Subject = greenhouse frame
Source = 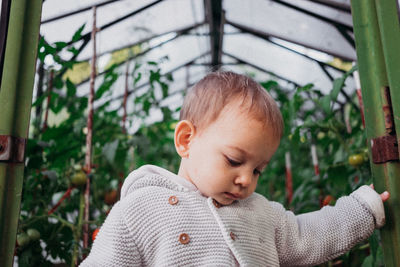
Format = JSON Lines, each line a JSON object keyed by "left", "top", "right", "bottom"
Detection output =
{"left": 0, "top": 0, "right": 399, "bottom": 266}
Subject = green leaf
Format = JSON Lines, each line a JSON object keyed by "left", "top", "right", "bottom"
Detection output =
{"left": 330, "top": 77, "right": 345, "bottom": 103}
{"left": 32, "top": 94, "right": 47, "bottom": 107}
{"left": 361, "top": 255, "right": 373, "bottom": 267}
{"left": 54, "top": 42, "right": 68, "bottom": 51}
{"left": 298, "top": 83, "right": 313, "bottom": 92}
{"left": 66, "top": 79, "right": 76, "bottom": 97}
{"left": 72, "top": 23, "right": 86, "bottom": 42}
{"left": 149, "top": 69, "right": 161, "bottom": 83}
{"left": 261, "top": 80, "right": 278, "bottom": 91}
{"left": 320, "top": 95, "right": 331, "bottom": 114}
{"left": 96, "top": 68, "right": 118, "bottom": 99}
{"left": 165, "top": 73, "right": 173, "bottom": 81}
{"left": 53, "top": 76, "right": 64, "bottom": 89}
{"left": 134, "top": 72, "right": 142, "bottom": 85}
{"left": 160, "top": 82, "right": 169, "bottom": 98}
{"left": 67, "top": 46, "right": 80, "bottom": 56}
{"left": 143, "top": 99, "right": 151, "bottom": 114}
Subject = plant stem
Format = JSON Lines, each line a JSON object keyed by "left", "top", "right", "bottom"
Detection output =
{"left": 71, "top": 190, "right": 85, "bottom": 267}
{"left": 49, "top": 214, "right": 75, "bottom": 230}
{"left": 82, "top": 6, "right": 97, "bottom": 252}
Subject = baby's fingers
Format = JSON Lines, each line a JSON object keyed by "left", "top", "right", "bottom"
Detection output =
{"left": 369, "top": 184, "right": 390, "bottom": 202}
{"left": 381, "top": 191, "right": 390, "bottom": 202}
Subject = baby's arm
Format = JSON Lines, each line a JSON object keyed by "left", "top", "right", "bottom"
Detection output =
{"left": 271, "top": 185, "right": 385, "bottom": 267}
{"left": 79, "top": 201, "right": 141, "bottom": 267}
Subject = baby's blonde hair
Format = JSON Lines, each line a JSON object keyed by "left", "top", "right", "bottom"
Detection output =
{"left": 179, "top": 71, "right": 284, "bottom": 138}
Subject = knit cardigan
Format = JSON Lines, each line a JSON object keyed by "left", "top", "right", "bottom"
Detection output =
{"left": 80, "top": 165, "right": 385, "bottom": 267}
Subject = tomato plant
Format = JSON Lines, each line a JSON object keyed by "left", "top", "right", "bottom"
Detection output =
{"left": 17, "top": 24, "right": 178, "bottom": 266}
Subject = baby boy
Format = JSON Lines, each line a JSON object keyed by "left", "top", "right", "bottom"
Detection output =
{"left": 81, "top": 71, "right": 389, "bottom": 266}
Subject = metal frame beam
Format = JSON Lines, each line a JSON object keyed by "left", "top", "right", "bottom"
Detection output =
{"left": 306, "top": 0, "right": 351, "bottom": 13}
{"left": 227, "top": 20, "right": 347, "bottom": 72}
{"left": 205, "top": 0, "right": 224, "bottom": 70}
{"left": 41, "top": 0, "right": 123, "bottom": 24}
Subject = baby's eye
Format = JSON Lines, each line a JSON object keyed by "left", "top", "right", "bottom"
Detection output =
{"left": 226, "top": 157, "right": 241, "bottom": 167}
{"left": 253, "top": 169, "right": 261, "bottom": 176}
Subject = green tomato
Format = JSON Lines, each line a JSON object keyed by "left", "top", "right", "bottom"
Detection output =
{"left": 348, "top": 154, "right": 364, "bottom": 167}
{"left": 363, "top": 148, "right": 369, "bottom": 161}
{"left": 27, "top": 228, "right": 40, "bottom": 241}
{"left": 71, "top": 171, "right": 87, "bottom": 186}
{"left": 317, "top": 132, "right": 325, "bottom": 140}
{"left": 17, "top": 233, "right": 30, "bottom": 247}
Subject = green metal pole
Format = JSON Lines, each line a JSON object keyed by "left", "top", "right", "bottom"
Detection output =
{"left": 350, "top": 0, "right": 400, "bottom": 266}
{"left": 0, "top": 0, "right": 43, "bottom": 266}
{"left": 374, "top": 1, "right": 400, "bottom": 263}
{"left": 374, "top": 0, "right": 400, "bottom": 151}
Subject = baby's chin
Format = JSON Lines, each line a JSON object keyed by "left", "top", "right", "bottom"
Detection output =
{"left": 215, "top": 195, "right": 236, "bottom": 206}
{"left": 197, "top": 190, "right": 236, "bottom": 206}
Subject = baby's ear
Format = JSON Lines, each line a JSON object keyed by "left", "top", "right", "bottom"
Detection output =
{"left": 174, "top": 120, "right": 195, "bottom": 158}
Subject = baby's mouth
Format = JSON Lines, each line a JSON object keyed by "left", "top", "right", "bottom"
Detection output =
{"left": 224, "top": 192, "right": 241, "bottom": 199}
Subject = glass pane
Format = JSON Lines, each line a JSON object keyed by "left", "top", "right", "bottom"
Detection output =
{"left": 224, "top": 0, "right": 356, "bottom": 61}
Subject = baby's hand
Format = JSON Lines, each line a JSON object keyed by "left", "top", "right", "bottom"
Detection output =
{"left": 370, "top": 184, "right": 390, "bottom": 202}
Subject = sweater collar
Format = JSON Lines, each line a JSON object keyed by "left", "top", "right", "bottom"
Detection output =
{"left": 145, "top": 165, "right": 198, "bottom": 192}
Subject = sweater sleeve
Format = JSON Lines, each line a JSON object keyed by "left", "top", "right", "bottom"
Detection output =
{"left": 271, "top": 185, "right": 385, "bottom": 267}
{"left": 79, "top": 201, "right": 141, "bottom": 267}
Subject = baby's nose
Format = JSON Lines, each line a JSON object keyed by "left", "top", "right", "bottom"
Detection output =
{"left": 235, "top": 173, "right": 252, "bottom": 187}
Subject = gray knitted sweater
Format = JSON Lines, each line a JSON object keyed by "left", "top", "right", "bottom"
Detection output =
{"left": 80, "top": 165, "right": 385, "bottom": 267}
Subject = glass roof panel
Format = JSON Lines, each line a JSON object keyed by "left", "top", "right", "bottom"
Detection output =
{"left": 283, "top": 0, "right": 353, "bottom": 27}
{"left": 224, "top": 0, "right": 356, "bottom": 61}
{"left": 36, "top": 0, "right": 361, "bottom": 112}
{"left": 224, "top": 32, "right": 336, "bottom": 92}
{"left": 41, "top": 0, "right": 205, "bottom": 61}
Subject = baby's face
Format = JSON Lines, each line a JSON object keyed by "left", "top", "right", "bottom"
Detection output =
{"left": 180, "top": 101, "right": 280, "bottom": 205}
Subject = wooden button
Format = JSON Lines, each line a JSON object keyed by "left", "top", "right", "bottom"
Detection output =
{"left": 179, "top": 233, "right": 190, "bottom": 244}
{"left": 230, "top": 232, "right": 236, "bottom": 241}
{"left": 168, "top": 196, "right": 178, "bottom": 205}
{"left": 212, "top": 199, "right": 221, "bottom": 208}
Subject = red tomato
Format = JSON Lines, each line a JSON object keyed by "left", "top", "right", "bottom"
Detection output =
{"left": 92, "top": 228, "right": 100, "bottom": 242}
{"left": 104, "top": 190, "right": 118, "bottom": 205}
{"left": 322, "top": 195, "right": 335, "bottom": 206}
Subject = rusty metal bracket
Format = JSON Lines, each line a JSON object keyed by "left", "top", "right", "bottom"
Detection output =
{"left": 382, "top": 86, "right": 395, "bottom": 134}
{"left": 371, "top": 135, "right": 399, "bottom": 164}
{"left": 0, "top": 135, "right": 26, "bottom": 163}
